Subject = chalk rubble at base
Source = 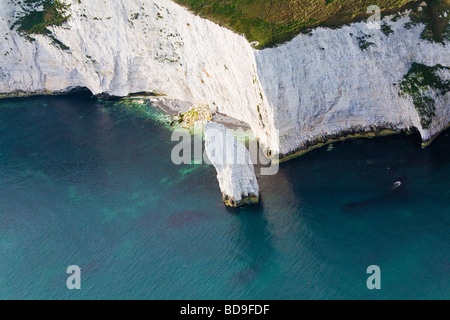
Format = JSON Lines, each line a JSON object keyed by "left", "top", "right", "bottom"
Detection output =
{"left": 204, "top": 122, "right": 259, "bottom": 207}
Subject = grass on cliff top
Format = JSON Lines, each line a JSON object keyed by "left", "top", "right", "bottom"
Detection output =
{"left": 416, "top": 0, "right": 450, "bottom": 43}
{"left": 173, "top": 0, "right": 448, "bottom": 48}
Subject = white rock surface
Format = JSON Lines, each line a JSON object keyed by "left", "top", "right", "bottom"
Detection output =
{"left": 0, "top": 0, "right": 272, "bottom": 146}
{"left": 0, "top": 1, "right": 449, "bottom": 158}
{"left": 255, "top": 13, "right": 450, "bottom": 155}
{"left": 204, "top": 122, "right": 259, "bottom": 207}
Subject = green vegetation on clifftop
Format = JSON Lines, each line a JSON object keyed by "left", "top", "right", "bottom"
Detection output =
{"left": 172, "top": 0, "right": 418, "bottom": 48}
{"left": 415, "top": 0, "right": 450, "bottom": 43}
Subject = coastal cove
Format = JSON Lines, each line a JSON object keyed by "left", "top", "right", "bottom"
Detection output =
{"left": 0, "top": 0, "right": 448, "bottom": 300}
{"left": 1, "top": 0, "right": 449, "bottom": 160}
{"left": 0, "top": 93, "right": 448, "bottom": 299}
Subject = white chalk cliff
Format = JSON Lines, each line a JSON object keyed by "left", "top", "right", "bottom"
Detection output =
{"left": 204, "top": 122, "right": 259, "bottom": 206}
{"left": 0, "top": 0, "right": 449, "bottom": 157}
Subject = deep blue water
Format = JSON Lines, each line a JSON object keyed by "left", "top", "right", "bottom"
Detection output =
{"left": 0, "top": 93, "right": 448, "bottom": 300}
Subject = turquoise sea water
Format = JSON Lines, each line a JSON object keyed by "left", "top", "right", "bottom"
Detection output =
{"left": 0, "top": 93, "right": 448, "bottom": 300}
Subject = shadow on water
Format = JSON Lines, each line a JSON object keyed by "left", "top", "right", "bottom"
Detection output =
{"left": 340, "top": 176, "right": 411, "bottom": 214}
{"left": 338, "top": 129, "right": 450, "bottom": 215}
{"left": 224, "top": 200, "right": 275, "bottom": 286}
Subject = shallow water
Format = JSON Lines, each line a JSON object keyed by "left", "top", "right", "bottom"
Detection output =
{"left": 0, "top": 93, "right": 448, "bottom": 299}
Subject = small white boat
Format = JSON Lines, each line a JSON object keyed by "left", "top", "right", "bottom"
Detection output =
{"left": 393, "top": 181, "right": 402, "bottom": 190}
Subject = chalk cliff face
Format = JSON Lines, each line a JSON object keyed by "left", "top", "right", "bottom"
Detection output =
{"left": 204, "top": 122, "right": 260, "bottom": 207}
{"left": 255, "top": 13, "right": 450, "bottom": 156}
{"left": 0, "top": 0, "right": 449, "bottom": 159}
{"left": 0, "top": 0, "right": 274, "bottom": 148}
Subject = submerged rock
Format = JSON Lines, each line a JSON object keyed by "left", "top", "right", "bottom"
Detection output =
{"left": 204, "top": 122, "right": 259, "bottom": 207}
